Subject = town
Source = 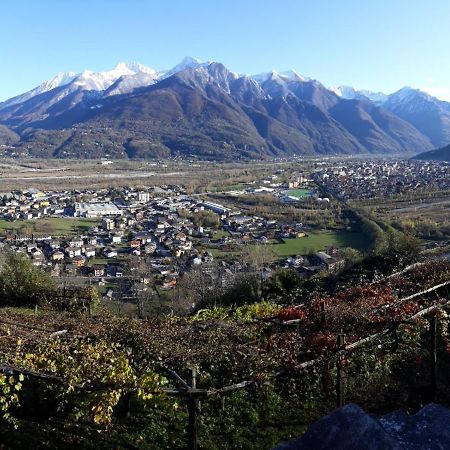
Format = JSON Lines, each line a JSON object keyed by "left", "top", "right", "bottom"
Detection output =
{"left": 0, "top": 170, "right": 350, "bottom": 310}
{"left": 1, "top": 157, "right": 449, "bottom": 314}
{"left": 316, "top": 159, "right": 450, "bottom": 200}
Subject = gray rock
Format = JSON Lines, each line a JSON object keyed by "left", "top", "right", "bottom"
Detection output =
{"left": 380, "top": 403, "right": 450, "bottom": 450}
{"left": 273, "top": 403, "right": 450, "bottom": 450}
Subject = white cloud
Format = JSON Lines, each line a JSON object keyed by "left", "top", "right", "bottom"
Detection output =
{"left": 426, "top": 76, "right": 435, "bottom": 83}
{"left": 421, "top": 86, "right": 450, "bottom": 102}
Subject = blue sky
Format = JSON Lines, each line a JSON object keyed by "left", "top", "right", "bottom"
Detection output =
{"left": 1, "top": 0, "right": 450, "bottom": 101}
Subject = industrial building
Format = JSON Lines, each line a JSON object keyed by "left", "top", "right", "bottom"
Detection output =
{"left": 73, "top": 202, "right": 122, "bottom": 218}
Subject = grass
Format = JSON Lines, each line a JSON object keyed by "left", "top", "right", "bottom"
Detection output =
{"left": 101, "top": 299, "right": 138, "bottom": 318}
{"left": 272, "top": 230, "right": 367, "bottom": 257}
{"left": 87, "top": 258, "right": 108, "bottom": 267}
{"left": 206, "top": 230, "right": 367, "bottom": 260}
{"left": 206, "top": 247, "right": 240, "bottom": 258}
{"left": 0, "top": 217, "right": 100, "bottom": 236}
{"left": 212, "top": 230, "right": 231, "bottom": 240}
{"left": 0, "top": 306, "right": 37, "bottom": 315}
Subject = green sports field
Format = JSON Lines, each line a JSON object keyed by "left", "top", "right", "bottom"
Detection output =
{"left": 284, "top": 188, "right": 314, "bottom": 199}
{"left": 272, "top": 230, "right": 367, "bottom": 256}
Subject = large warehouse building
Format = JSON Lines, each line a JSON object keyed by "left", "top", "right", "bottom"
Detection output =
{"left": 73, "top": 202, "right": 123, "bottom": 218}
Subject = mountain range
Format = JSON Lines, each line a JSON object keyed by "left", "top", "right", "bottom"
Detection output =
{"left": 0, "top": 57, "right": 448, "bottom": 160}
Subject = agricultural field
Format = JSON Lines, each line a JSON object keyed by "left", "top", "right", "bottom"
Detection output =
{"left": 272, "top": 230, "right": 367, "bottom": 256}
{"left": 0, "top": 217, "right": 99, "bottom": 236}
{"left": 0, "top": 157, "right": 315, "bottom": 191}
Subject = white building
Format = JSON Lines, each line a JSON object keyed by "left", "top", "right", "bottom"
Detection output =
{"left": 74, "top": 202, "right": 122, "bottom": 218}
{"left": 200, "top": 201, "right": 230, "bottom": 216}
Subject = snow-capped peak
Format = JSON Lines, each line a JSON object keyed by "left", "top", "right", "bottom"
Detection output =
{"left": 174, "top": 56, "right": 204, "bottom": 70}
{"left": 159, "top": 56, "right": 210, "bottom": 80}
{"left": 0, "top": 71, "right": 78, "bottom": 108}
{"left": 251, "top": 69, "right": 310, "bottom": 84}
{"left": 114, "top": 61, "right": 156, "bottom": 75}
{"left": 41, "top": 71, "right": 78, "bottom": 90}
{"left": 0, "top": 61, "right": 163, "bottom": 110}
{"left": 331, "top": 85, "right": 359, "bottom": 99}
{"left": 385, "top": 87, "right": 436, "bottom": 106}
{"left": 71, "top": 62, "right": 158, "bottom": 92}
{"left": 332, "top": 85, "right": 388, "bottom": 104}
{"left": 279, "top": 70, "right": 309, "bottom": 81}
{"left": 391, "top": 86, "right": 418, "bottom": 98}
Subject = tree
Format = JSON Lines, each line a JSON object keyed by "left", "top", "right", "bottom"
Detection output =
{"left": 219, "top": 272, "right": 260, "bottom": 306}
{"left": 18, "top": 224, "right": 34, "bottom": 236}
{"left": 388, "top": 231, "right": 420, "bottom": 260}
{"left": 0, "top": 250, "right": 56, "bottom": 307}
{"left": 339, "top": 247, "right": 363, "bottom": 269}
{"left": 34, "top": 221, "right": 55, "bottom": 234}
{"left": 242, "top": 244, "right": 275, "bottom": 301}
{"left": 266, "top": 268, "right": 303, "bottom": 298}
{"left": 176, "top": 265, "right": 224, "bottom": 313}
{"left": 190, "top": 210, "right": 220, "bottom": 228}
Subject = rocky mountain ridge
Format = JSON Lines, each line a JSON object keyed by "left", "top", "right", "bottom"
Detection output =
{"left": 0, "top": 58, "right": 446, "bottom": 160}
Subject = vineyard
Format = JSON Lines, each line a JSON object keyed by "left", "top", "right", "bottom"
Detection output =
{"left": 0, "top": 261, "right": 450, "bottom": 449}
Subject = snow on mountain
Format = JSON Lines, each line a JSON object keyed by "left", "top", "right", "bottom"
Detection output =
{"left": 159, "top": 56, "right": 211, "bottom": 80}
{"left": 0, "top": 62, "right": 159, "bottom": 113}
{"left": 105, "top": 72, "right": 159, "bottom": 97}
{"left": 361, "top": 90, "right": 389, "bottom": 104}
{"left": 70, "top": 62, "right": 157, "bottom": 92}
{"left": 331, "top": 86, "right": 360, "bottom": 99}
{"left": 278, "top": 70, "right": 310, "bottom": 82}
{"left": 37, "top": 71, "right": 78, "bottom": 91}
{"left": 116, "top": 62, "right": 156, "bottom": 75}
{"left": 105, "top": 58, "right": 232, "bottom": 96}
{"left": 386, "top": 87, "right": 424, "bottom": 104}
{"left": 332, "top": 85, "right": 388, "bottom": 104}
{"left": 0, "top": 58, "right": 443, "bottom": 159}
{"left": 171, "top": 56, "right": 204, "bottom": 71}
{"left": 0, "top": 71, "right": 77, "bottom": 109}
{"left": 383, "top": 87, "right": 450, "bottom": 114}
{"left": 251, "top": 70, "right": 310, "bottom": 84}
{"left": 381, "top": 87, "right": 450, "bottom": 147}
{"left": 332, "top": 84, "right": 450, "bottom": 108}
{"left": 1, "top": 59, "right": 315, "bottom": 111}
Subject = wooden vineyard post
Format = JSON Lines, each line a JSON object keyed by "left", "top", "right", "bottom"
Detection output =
{"left": 430, "top": 314, "right": 438, "bottom": 402}
{"left": 116, "top": 391, "right": 132, "bottom": 419}
{"left": 63, "top": 283, "right": 67, "bottom": 310}
{"left": 336, "top": 333, "right": 346, "bottom": 408}
{"left": 187, "top": 368, "right": 198, "bottom": 450}
{"left": 320, "top": 302, "right": 327, "bottom": 328}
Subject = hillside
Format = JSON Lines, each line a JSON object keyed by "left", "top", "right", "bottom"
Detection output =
{"left": 0, "top": 124, "right": 20, "bottom": 146}
{"left": 0, "top": 260, "right": 449, "bottom": 448}
{"left": 335, "top": 86, "right": 450, "bottom": 149}
{"left": 412, "top": 143, "right": 450, "bottom": 161}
